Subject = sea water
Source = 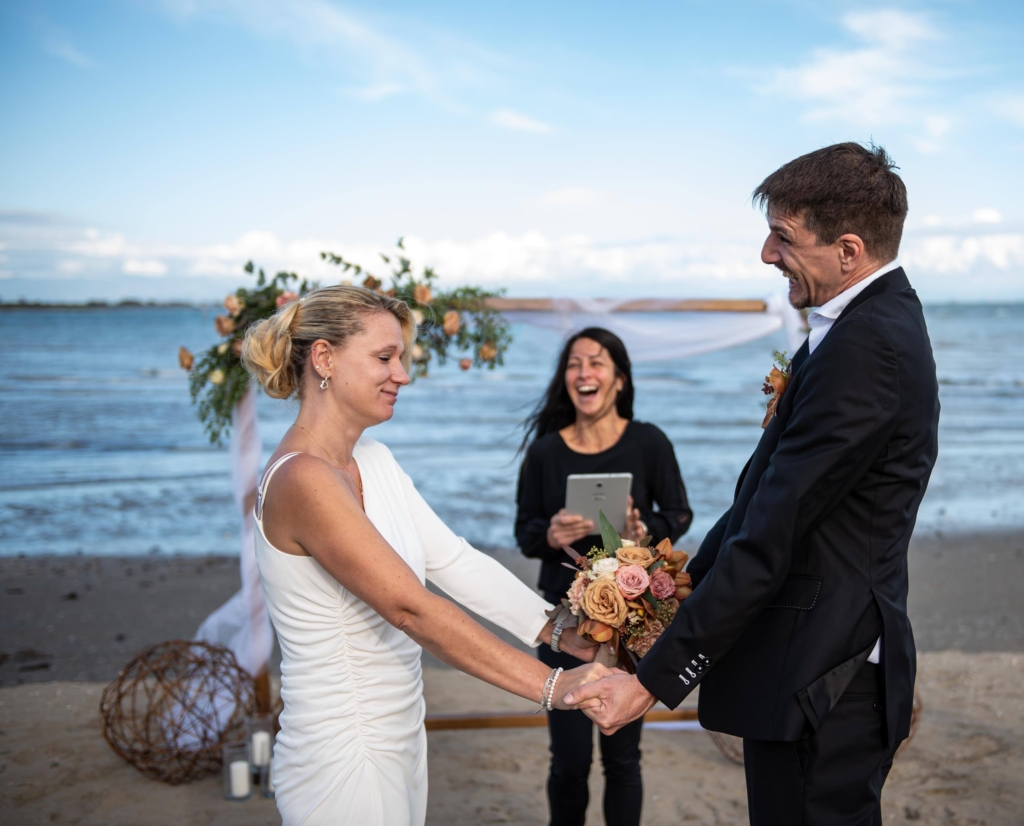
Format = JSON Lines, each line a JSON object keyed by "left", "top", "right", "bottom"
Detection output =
{"left": 1, "top": 304, "right": 1022, "bottom": 557}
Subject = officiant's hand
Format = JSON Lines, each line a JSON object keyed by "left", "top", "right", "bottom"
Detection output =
{"left": 547, "top": 509, "right": 594, "bottom": 549}
{"left": 551, "top": 662, "right": 613, "bottom": 710}
{"left": 564, "top": 672, "right": 657, "bottom": 735}
{"left": 624, "top": 496, "right": 647, "bottom": 543}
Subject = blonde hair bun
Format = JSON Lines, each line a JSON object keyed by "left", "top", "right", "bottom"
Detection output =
{"left": 240, "top": 286, "right": 414, "bottom": 400}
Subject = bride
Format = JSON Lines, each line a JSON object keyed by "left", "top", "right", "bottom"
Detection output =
{"left": 241, "top": 285, "right": 609, "bottom": 826}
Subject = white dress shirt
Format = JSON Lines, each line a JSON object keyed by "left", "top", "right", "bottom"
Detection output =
{"left": 804, "top": 259, "right": 899, "bottom": 665}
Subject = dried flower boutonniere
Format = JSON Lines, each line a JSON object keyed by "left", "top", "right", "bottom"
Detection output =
{"left": 761, "top": 350, "right": 792, "bottom": 428}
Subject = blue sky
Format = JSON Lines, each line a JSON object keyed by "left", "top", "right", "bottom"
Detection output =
{"left": 2, "top": 0, "right": 1023, "bottom": 302}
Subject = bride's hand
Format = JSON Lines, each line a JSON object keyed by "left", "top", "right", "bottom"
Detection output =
{"left": 557, "top": 625, "right": 600, "bottom": 663}
{"left": 550, "top": 662, "right": 613, "bottom": 710}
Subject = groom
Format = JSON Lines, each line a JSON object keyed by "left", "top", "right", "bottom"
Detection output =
{"left": 566, "top": 143, "right": 939, "bottom": 824}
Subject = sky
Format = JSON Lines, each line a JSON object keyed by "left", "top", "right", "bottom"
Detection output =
{"left": 1, "top": 0, "right": 1023, "bottom": 303}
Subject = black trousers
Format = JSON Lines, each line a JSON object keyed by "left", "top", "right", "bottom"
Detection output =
{"left": 538, "top": 644, "right": 643, "bottom": 826}
{"left": 743, "top": 662, "right": 900, "bottom": 826}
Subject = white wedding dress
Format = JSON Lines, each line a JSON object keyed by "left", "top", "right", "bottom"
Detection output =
{"left": 254, "top": 437, "right": 551, "bottom": 826}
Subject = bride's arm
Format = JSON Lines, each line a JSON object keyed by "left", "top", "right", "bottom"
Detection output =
{"left": 263, "top": 455, "right": 605, "bottom": 705}
{"left": 397, "top": 466, "right": 597, "bottom": 660}
{"left": 396, "top": 466, "right": 549, "bottom": 646}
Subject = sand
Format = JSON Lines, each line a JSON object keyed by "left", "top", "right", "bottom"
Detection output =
{"left": 1, "top": 653, "right": 1022, "bottom": 825}
{"left": 1, "top": 531, "right": 1023, "bottom": 824}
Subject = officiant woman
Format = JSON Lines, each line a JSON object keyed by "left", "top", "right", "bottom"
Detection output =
{"left": 515, "top": 327, "right": 692, "bottom": 826}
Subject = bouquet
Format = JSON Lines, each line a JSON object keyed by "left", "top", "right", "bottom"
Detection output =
{"left": 555, "top": 511, "right": 692, "bottom": 672}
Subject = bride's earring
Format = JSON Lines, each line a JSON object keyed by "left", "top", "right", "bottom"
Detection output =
{"left": 320, "top": 373, "right": 330, "bottom": 391}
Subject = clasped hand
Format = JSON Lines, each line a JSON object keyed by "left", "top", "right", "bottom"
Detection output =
{"left": 563, "top": 670, "right": 657, "bottom": 734}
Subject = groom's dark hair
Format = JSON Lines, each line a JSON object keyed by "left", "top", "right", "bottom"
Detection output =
{"left": 753, "top": 142, "right": 908, "bottom": 262}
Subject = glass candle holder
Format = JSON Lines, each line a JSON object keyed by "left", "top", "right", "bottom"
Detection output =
{"left": 247, "top": 713, "right": 275, "bottom": 770}
{"left": 260, "top": 759, "right": 275, "bottom": 798}
{"left": 222, "top": 741, "right": 252, "bottom": 801}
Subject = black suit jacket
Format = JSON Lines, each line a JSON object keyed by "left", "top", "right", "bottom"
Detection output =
{"left": 636, "top": 269, "right": 939, "bottom": 747}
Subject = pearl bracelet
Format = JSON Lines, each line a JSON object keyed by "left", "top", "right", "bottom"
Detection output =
{"left": 545, "top": 667, "right": 564, "bottom": 711}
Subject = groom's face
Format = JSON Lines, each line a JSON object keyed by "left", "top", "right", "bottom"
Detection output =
{"left": 761, "top": 211, "right": 842, "bottom": 310}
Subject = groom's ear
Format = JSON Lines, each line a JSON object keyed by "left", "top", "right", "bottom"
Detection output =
{"left": 836, "top": 233, "right": 867, "bottom": 271}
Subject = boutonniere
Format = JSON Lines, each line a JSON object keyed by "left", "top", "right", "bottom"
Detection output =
{"left": 761, "top": 350, "right": 792, "bottom": 429}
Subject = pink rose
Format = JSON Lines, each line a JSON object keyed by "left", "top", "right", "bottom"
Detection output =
{"left": 276, "top": 291, "right": 299, "bottom": 308}
{"left": 615, "top": 564, "right": 650, "bottom": 600}
{"left": 650, "top": 569, "right": 676, "bottom": 600}
{"left": 567, "top": 576, "right": 588, "bottom": 616}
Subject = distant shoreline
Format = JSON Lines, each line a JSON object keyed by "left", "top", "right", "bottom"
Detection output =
{"left": 2, "top": 299, "right": 1023, "bottom": 311}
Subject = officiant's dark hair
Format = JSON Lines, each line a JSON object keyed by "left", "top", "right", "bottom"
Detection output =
{"left": 753, "top": 142, "right": 908, "bottom": 261}
{"left": 519, "top": 327, "right": 634, "bottom": 454}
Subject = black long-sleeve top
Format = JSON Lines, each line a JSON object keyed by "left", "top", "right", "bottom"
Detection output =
{"left": 515, "top": 420, "right": 693, "bottom": 598}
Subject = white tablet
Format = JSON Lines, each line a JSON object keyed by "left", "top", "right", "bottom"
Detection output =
{"left": 565, "top": 473, "right": 633, "bottom": 535}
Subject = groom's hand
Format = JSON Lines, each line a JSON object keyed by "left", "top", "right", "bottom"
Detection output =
{"left": 564, "top": 672, "right": 657, "bottom": 735}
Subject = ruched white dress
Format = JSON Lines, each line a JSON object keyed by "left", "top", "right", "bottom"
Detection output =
{"left": 254, "top": 437, "right": 551, "bottom": 826}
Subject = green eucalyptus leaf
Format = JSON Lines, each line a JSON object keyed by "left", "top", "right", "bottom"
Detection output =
{"left": 599, "top": 509, "right": 623, "bottom": 553}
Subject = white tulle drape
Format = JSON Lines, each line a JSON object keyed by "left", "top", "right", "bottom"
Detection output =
{"left": 194, "top": 385, "right": 274, "bottom": 678}
{"left": 503, "top": 294, "right": 806, "bottom": 363}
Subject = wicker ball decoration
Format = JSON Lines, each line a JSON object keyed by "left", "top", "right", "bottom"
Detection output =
{"left": 100, "top": 639, "right": 257, "bottom": 785}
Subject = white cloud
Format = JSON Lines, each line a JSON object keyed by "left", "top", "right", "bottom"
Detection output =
{"left": 489, "top": 109, "right": 553, "bottom": 134}
{"left": 990, "top": 95, "right": 1024, "bottom": 128}
{"left": 348, "top": 82, "right": 404, "bottom": 102}
{"left": 540, "top": 187, "right": 605, "bottom": 208}
{"left": 3, "top": 211, "right": 1022, "bottom": 302}
{"left": 972, "top": 208, "right": 1002, "bottom": 224}
{"left": 43, "top": 37, "right": 94, "bottom": 68}
{"left": 162, "top": 0, "right": 511, "bottom": 106}
{"left": 761, "top": 10, "right": 950, "bottom": 135}
{"left": 123, "top": 259, "right": 169, "bottom": 276}
{"left": 903, "top": 231, "right": 1024, "bottom": 273}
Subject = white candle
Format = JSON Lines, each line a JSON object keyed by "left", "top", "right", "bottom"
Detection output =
{"left": 266, "top": 759, "right": 275, "bottom": 793}
{"left": 229, "top": 760, "right": 251, "bottom": 798}
{"left": 251, "top": 730, "right": 272, "bottom": 766}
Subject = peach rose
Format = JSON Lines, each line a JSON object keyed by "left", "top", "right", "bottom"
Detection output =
{"left": 413, "top": 284, "right": 432, "bottom": 305}
{"left": 214, "top": 315, "right": 235, "bottom": 336}
{"left": 443, "top": 310, "right": 461, "bottom": 336}
{"left": 412, "top": 309, "right": 425, "bottom": 326}
{"left": 615, "top": 564, "right": 650, "bottom": 599}
{"left": 616, "top": 545, "right": 655, "bottom": 568}
{"left": 178, "top": 347, "right": 194, "bottom": 371}
{"left": 223, "top": 294, "right": 244, "bottom": 316}
{"left": 650, "top": 569, "right": 676, "bottom": 600}
{"left": 459, "top": 357, "right": 472, "bottom": 371}
{"left": 232, "top": 339, "right": 243, "bottom": 357}
{"left": 363, "top": 275, "right": 382, "bottom": 291}
{"left": 276, "top": 291, "right": 299, "bottom": 308}
{"left": 580, "top": 578, "right": 628, "bottom": 628}
{"left": 412, "top": 343, "right": 424, "bottom": 361}
{"left": 478, "top": 341, "right": 497, "bottom": 362}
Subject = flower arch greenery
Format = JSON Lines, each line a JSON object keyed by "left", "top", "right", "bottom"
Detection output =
{"left": 180, "top": 240, "right": 512, "bottom": 444}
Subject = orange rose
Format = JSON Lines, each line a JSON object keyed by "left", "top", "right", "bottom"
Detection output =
{"left": 442, "top": 310, "right": 461, "bottom": 336}
{"left": 478, "top": 341, "right": 497, "bottom": 362}
{"left": 762, "top": 366, "right": 790, "bottom": 428}
{"left": 413, "top": 284, "right": 432, "bottom": 305}
{"left": 214, "top": 315, "right": 235, "bottom": 336}
{"left": 178, "top": 347, "right": 194, "bottom": 371}
{"left": 653, "top": 538, "right": 674, "bottom": 562}
{"left": 578, "top": 618, "right": 615, "bottom": 643}
{"left": 580, "top": 579, "right": 628, "bottom": 628}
